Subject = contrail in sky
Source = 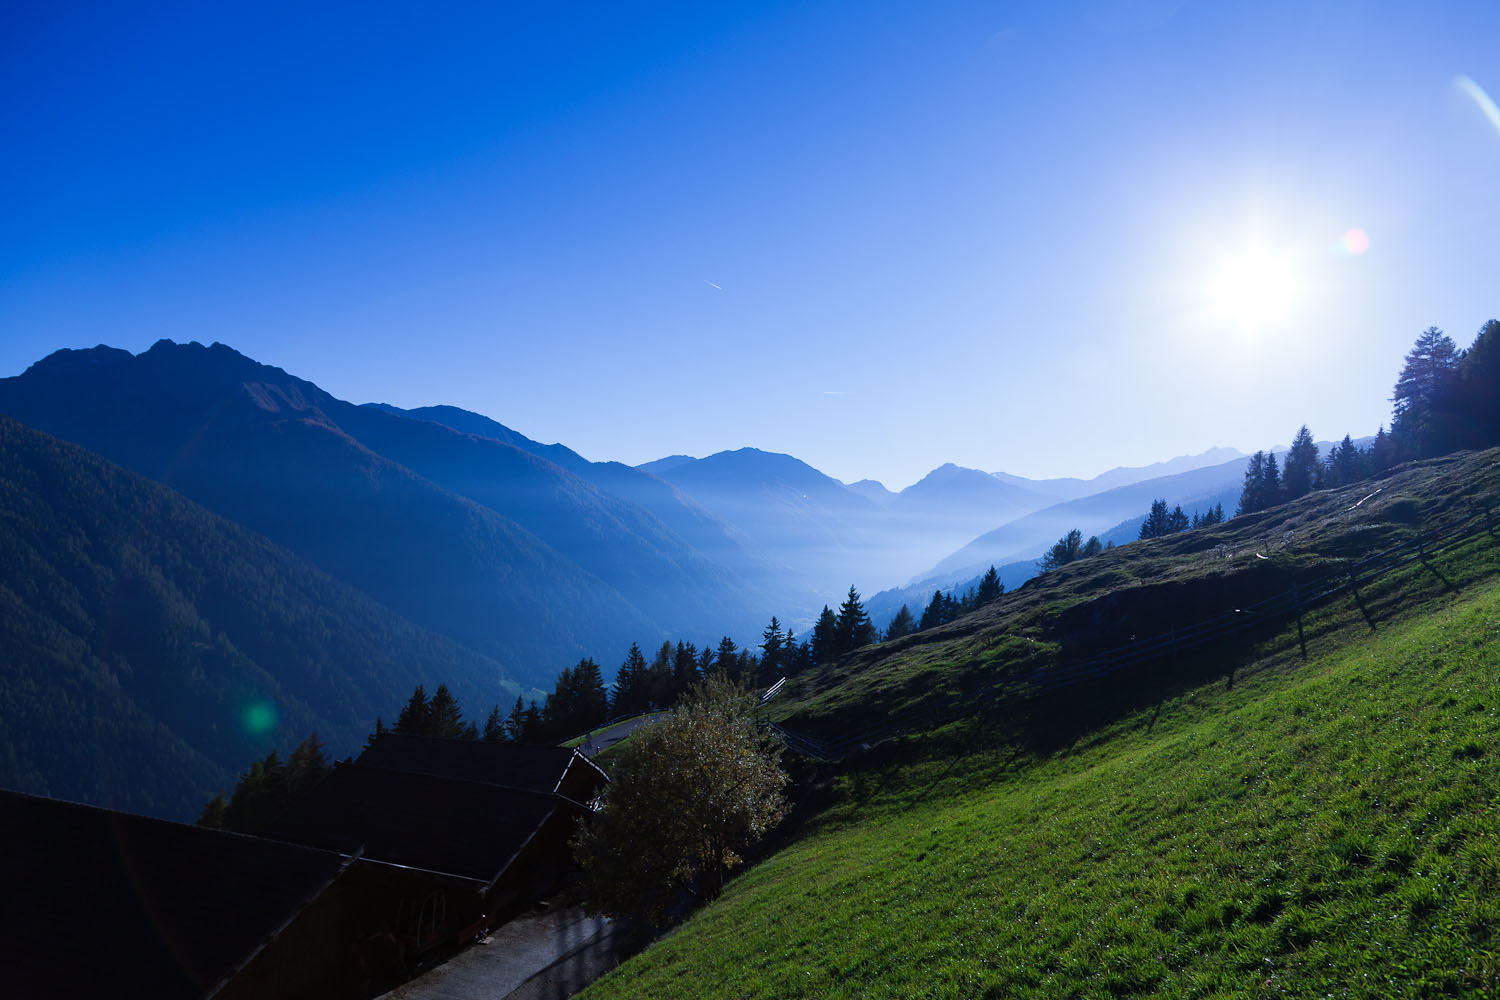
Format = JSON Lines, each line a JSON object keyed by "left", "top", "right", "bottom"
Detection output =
{"left": 1455, "top": 76, "right": 1500, "bottom": 139}
{"left": 704, "top": 280, "right": 723, "bottom": 290}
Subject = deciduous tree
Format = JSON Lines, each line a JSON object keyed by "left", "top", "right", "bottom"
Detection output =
{"left": 572, "top": 675, "right": 788, "bottom": 927}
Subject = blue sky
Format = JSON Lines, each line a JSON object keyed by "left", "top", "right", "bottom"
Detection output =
{"left": 4, "top": 1, "right": 1498, "bottom": 488}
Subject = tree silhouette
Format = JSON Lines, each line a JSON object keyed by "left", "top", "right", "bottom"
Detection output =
{"left": 1392, "top": 327, "right": 1462, "bottom": 458}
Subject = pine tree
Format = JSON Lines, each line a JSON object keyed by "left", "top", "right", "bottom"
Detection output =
{"left": 1282, "top": 425, "right": 1321, "bottom": 499}
{"left": 522, "top": 700, "right": 544, "bottom": 741}
{"left": 1370, "top": 426, "right": 1394, "bottom": 474}
{"left": 1262, "top": 452, "right": 1282, "bottom": 506}
{"left": 713, "top": 637, "right": 738, "bottom": 678}
{"left": 759, "top": 617, "right": 784, "bottom": 676}
{"left": 429, "top": 684, "right": 466, "bottom": 738}
{"left": 1458, "top": 319, "right": 1500, "bottom": 447}
{"left": 1326, "top": 434, "right": 1360, "bottom": 488}
{"left": 885, "top": 604, "right": 916, "bottom": 640}
{"left": 577, "top": 657, "right": 610, "bottom": 729}
{"left": 810, "top": 605, "right": 839, "bottom": 664}
{"left": 1040, "top": 528, "right": 1085, "bottom": 569}
{"left": 647, "top": 641, "right": 675, "bottom": 708}
{"left": 613, "top": 642, "right": 650, "bottom": 717}
{"left": 1167, "top": 504, "right": 1190, "bottom": 533}
{"left": 507, "top": 696, "right": 527, "bottom": 741}
{"left": 286, "top": 733, "right": 330, "bottom": 798}
{"left": 1238, "top": 452, "right": 1267, "bottom": 515}
{"left": 395, "top": 685, "right": 433, "bottom": 736}
{"left": 224, "top": 751, "right": 286, "bottom": 834}
{"left": 976, "top": 566, "right": 1003, "bottom": 605}
{"left": 483, "top": 704, "right": 507, "bottom": 741}
{"left": 1392, "top": 326, "right": 1463, "bottom": 458}
{"left": 788, "top": 638, "right": 812, "bottom": 674}
{"left": 919, "top": 591, "right": 946, "bottom": 631}
{"left": 364, "top": 716, "right": 387, "bottom": 750}
{"left": 1139, "top": 500, "right": 1171, "bottom": 539}
{"left": 834, "top": 586, "right": 875, "bottom": 656}
{"left": 197, "top": 791, "right": 228, "bottom": 829}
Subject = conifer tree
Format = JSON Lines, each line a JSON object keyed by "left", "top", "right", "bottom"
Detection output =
{"left": 521, "top": 700, "right": 544, "bottom": 741}
{"left": 810, "top": 605, "right": 839, "bottom": 664}
{"left": 647, "top": 641, "right": 675, "bottom": 708}
{"left": 1262, "top": 452, "right": 1282, "bottom": 505}
{"left": 1282, "top": 425, "right": 1321, "bottom": 499}
{"left": 759, "top": 617, "right": 784, "bottom": 676}
{"left": 197, "top": 791, "right": 228, "bottom": 830}
{"left": 834, "top": 586, "right": 875, "bottom": 656}
{"left": 1041, "top": 528, "right": 1085, "bottom": 569}
{"left": 976, "top": 566, "right": 1003, "bottom": 605}
{"left": 885, "top": 604, "right": 916, "bottom": 640}
{"left": 788, "top": 638, "right": 812, "bottom": 674}
{"left": 483, "top": 704, "right": 507, "bottom": 741}
{"left": 713, "top": 637, "right": 738, "bottom": 678}
{"left": 1139, "top": 500, "right": 1171, "bottom": 539}
{"left": 224, "top": 751, "right": 286, "bottom": 834}
{"left": 613, "top": 643, "right": 650, "bottom": 716}
{"left": 577, "top": 657, "right": 610, "bottom": 728}
{"left": 1392, "top": 326, "right": 1463, "bottom": 458}
{"left": 429, "top": 684, "right": 466, "bottom": 738}
{"left": 1324, "top": 435, "right": 1355, "bottom": 487}
{"left": 919, "top": 591, "right": 946, "bottom": 631}
{"left": 1458, "top": 319, "right": 1500, "bottom": 446}
{"left": 670, "top": 642, "right": 698, "bottom": 698}
{"left": 395, "top": 685, "right": 432, "bottom": 736}
{"left": 1167, "top": 504, "right": 1190, "bottom": 533}
{"left": 507, "top": 696, "right": 527, "bottom": 741}
{"left": 1238, "top": 452, "right": 1267, "bottom": 515}
{"left": 286, "top": 733, "right": 330, "bottom": 797}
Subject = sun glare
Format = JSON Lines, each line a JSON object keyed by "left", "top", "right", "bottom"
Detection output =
{"left": 1200, "top": 243, "right": 1304, "bottom": 333}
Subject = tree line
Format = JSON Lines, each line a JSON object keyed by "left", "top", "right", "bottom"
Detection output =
{"left": 1238, "top": 321, "right": 1500, "bottom": 516}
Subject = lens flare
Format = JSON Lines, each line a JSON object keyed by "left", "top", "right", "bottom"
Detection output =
{"left": 1340, "top": 228, "right": 1370, "bottom": 255}
{"left": 1455, "top": 76, "right": 1500, "bottom": 140}
{"left": 242, "top": 700, "right": 279, "bottom": 736}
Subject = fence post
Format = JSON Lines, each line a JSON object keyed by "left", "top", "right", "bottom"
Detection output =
{"left": 1293, "top": 582, "right": 1307, "bottom": 659}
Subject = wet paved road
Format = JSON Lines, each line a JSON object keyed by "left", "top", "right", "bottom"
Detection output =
{"left": 377, "top": 907, "right": 618, "bottom": 1000}
{"left": 575, "top": 712, "right": 666, "bottom": 756}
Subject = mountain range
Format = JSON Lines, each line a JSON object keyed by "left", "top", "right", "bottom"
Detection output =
{"left": 0, "top": 338, "right": 1269, "bottom": 818}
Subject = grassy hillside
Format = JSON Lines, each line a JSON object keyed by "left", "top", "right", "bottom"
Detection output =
{"left": 777, "top": 448, "right": 1500, "bottom": 742}
{"left": 580, "top": 451, "right": 1500, "bottom": 998}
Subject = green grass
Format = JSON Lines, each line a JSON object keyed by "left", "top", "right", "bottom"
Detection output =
{"left": 580, "top": 516, "right": 1500, "bottom": 997}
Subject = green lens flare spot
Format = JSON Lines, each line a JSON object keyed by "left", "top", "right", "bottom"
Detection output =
{"left": 243, "top": 701, "right": 278, "bottom": 735}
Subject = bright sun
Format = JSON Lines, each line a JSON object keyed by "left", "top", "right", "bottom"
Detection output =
{"left": 1200, "top": 244, "right": 1304, "bottom": 333}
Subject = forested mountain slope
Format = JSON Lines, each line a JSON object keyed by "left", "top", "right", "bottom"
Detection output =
{"left": 0, "top": 415, "right": 516, "bottom": 821}
{"left": 0, "top": 342, "right": 768, "bottom": 680}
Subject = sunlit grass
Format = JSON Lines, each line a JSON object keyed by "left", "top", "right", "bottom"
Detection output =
{"left": 581, "top": 548, "right": 1500, "bottom": 997}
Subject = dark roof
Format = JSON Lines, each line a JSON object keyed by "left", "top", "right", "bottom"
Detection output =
{"left": 357, "top": 733, "right": 605, "bottom": 796}
{"left": 0, "top": 788, "right": 351, "bottom": 1000}
{"left": 263, "top": 763, "right": 565, "bottom": 885}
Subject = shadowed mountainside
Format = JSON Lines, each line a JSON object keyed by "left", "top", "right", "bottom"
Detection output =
{"left": 0, "top": 414, "right": 517, "bottom": 820}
